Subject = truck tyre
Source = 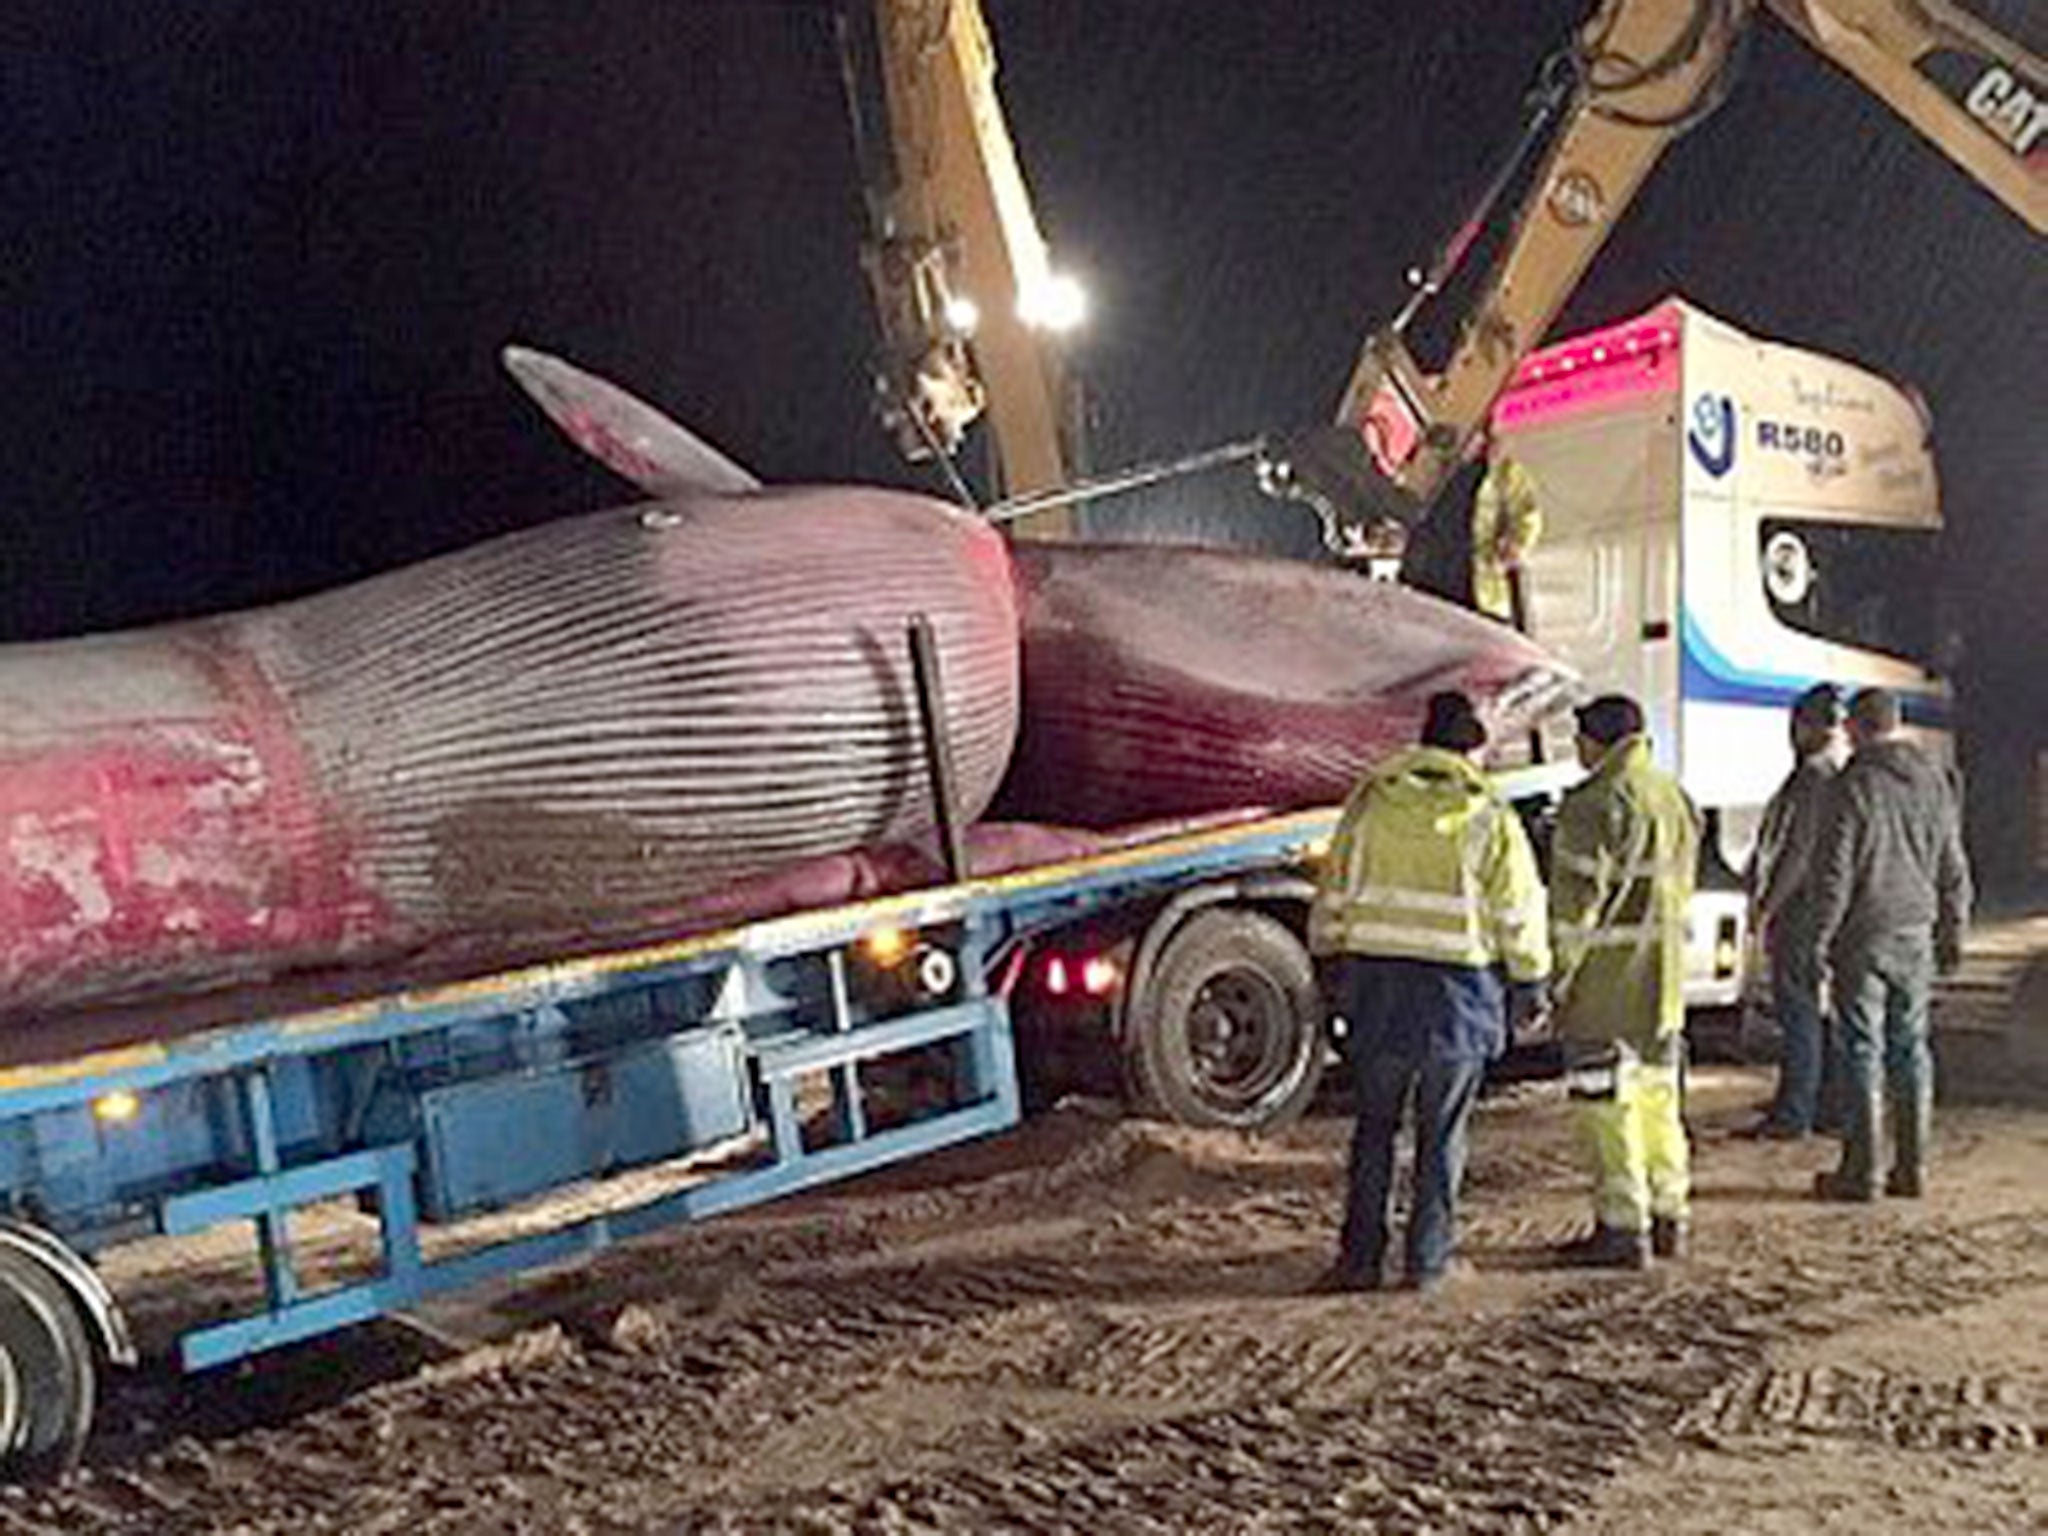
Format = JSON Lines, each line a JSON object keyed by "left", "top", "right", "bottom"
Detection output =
{"left": 1125, "top": 908, "right": 1326, "bottom": 1133}
{"left": 0, "top": 1248, "right": 95, "bottom": 1482}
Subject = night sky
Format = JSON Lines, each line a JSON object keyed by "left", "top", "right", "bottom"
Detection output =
{"left": 2, "top": 1, "right": 2042, "bottom": 892}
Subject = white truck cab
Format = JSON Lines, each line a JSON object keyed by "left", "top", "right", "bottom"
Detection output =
{"left": 1492, "top": 298, "right": 1950, "bottom": 1008}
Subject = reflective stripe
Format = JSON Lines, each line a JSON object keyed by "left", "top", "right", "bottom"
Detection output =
{"left": 1557, "top": 921, "right": 1669, "bottom": 948}
{"left": 1558, "top": 850, "right": 1686, "bottom": 882}
{"left": 1495, "top": 904, "right": 1543, "bottom": 934}
{"left": 1327, "top": 922, "right": 1491, "bottom": 960}
{"left": 1627, "top": 858, "right": 1688, "bottom": 879}
{"left": 1347, "top": 885, "right": 1473, "bottom": 916}
{"left": 1589, "top": 925, "right": 1671, "bottom": 950}
{"left": 1349, "top": 904, "right": 1478, "bottom": 936}
{"left": 1566, "top": 1064, "right": 1618, "bottom": 1098}
{"left": 1586, "top": 923, "right": 1668, "bottom": 947}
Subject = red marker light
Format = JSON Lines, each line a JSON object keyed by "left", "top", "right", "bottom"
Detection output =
{"left": 1082, "top": 956, "right": 1118, "bottom": 996}
{"left": 1045, "top": 956, "right": 1070, "bottom": 996}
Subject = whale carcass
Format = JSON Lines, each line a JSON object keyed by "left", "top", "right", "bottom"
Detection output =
{"left": 0, "top": 348, "right": 1574, "bottom": 1028}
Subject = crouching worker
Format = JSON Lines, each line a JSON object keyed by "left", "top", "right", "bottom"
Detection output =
{"left": 1550, "top": 695, "right": 1701, "bottom": 1268}
{"left": 1310, "top": 691, "right": 1550, "bottom": 1293}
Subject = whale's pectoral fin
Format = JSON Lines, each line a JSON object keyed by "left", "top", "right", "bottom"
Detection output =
{"left": 501, "top": 344, "right": 763, "bottom": 497}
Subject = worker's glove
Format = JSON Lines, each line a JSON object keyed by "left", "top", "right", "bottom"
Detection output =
{"left": 1507, "top": 981, "right": 1551, "bottom": 1043}
{"left": 1935, "top": 929, "right": 1963, "bottom": 977}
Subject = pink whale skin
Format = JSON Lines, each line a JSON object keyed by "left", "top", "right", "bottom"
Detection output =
{"left": 0, "top": 489, "right": 1019, "bottom": 1023}
{"left": 995, "top": 541, "right": 1574, "bottom": 826}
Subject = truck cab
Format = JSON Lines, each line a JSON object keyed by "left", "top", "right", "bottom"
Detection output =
{"left": 1494, "top": 298, "right": 1951, "bottom": 1005}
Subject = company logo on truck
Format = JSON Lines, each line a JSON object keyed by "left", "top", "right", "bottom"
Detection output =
{"left": 1687, "top": 393, "right": 1736, "bottom": 478}
{"left": 1757, "top": 419, "right": 1848, "bottom": 479}
{"left": 1689, "top": 394, "right": 1853, "bottom": 480}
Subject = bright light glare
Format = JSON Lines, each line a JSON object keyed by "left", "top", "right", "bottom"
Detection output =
{"left": 1018, "top": 272, "right": 1088, "bottom": 332}
{"left": 1081, "top": 956, "right": 1119, "bottom": 997}
{"left": 94, "top": 1090, "right": 142, "bottom": 1124}
{"left": 942, "top": 295, "right": 981, "bottom": 335}
{"left": 1044, "top": 956, "right": 1070, "bottom": 996}
{"left": 862, "top": 926, "right": 912, "bottom": 967}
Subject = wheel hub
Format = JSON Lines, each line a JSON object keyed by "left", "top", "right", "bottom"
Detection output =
{"left": 1188, "top": 968, "right": 1292, "bottom": 1107}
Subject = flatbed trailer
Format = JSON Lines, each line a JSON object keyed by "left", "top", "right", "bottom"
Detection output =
{"left": 0, "top": 804, "right": 1346, "bottom": 1478}
{"left": 0, "top": 745, "right": 1760, "bottom": 1478}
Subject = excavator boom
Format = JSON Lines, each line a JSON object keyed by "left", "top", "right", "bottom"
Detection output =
{"left": 839, "top": 0, "right": 1078, "bottom": 521}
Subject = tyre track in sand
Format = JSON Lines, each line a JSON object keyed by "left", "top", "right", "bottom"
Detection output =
{"left": 679, "top": 1208, "right": 2048, "bottom": 1534}
{"left": 11, "top": 1094, "right": 2048, "bottom": 1533}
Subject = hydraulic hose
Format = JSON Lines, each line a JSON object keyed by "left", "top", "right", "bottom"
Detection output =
{"left": 1575, "top": 0, "right": 1749, "bottom": 134}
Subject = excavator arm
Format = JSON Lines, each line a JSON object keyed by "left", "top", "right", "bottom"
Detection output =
{"left": 1262, "top": 0, "right": 2045, "bottom": 550}
{"left": 1767, "top": 0, "right": 2045, "bottom": 227}
{"left": 837, "top": 0, "right": 1081, "bottom": 516}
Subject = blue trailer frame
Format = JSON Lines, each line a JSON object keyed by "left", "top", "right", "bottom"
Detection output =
{"left": 0, "top": 806, "right": 1339, "bottom": 1458}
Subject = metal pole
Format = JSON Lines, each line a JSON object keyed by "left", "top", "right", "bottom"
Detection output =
{"left": 908, "top": 614, "right": 969, "bottom": 884}
{"left": 983, "top": 437, "right": 1265, "bottom": 525}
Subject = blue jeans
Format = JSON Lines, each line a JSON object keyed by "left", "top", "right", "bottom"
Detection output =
{"left": 1341, "top": 1047, "right": 1487, "bottom": 1282}
{"left": 1833, "top": 930, "right": 1935, "bottom": 1184}
{"left": 1330, "top": 959, "right": 1499, "bottom": 1281}
{"left": 1767, "top": 938, "right": 1828, "bottom": 1132}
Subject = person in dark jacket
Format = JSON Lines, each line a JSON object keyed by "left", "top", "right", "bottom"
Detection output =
{"left": 1809, "top": 688, "right": 1972, "bottom": 1202}
{"left": 1748, "top": 683, "right": 1849, "bottom": 1138}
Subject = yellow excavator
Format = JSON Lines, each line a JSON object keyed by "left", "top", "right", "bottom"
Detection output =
{"left": 842, "top": 0, "right": 2041, "bottom": 548}
{"left": 1260, "top": 0, "right": 2046, "bottom": 549}
{"left": 835, "top": 0, "right": 1084, "bottom": 532}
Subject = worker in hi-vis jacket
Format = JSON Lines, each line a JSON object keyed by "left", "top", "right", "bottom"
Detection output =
{"left": 1471, "top": 429, "right": 1543, "bottom": 628}
{"left": 1548, "top": 694, "right": 1701, "bottom": 1270}
{"left": 1309, "top": 690, "right": 1550, "bottom": 1294}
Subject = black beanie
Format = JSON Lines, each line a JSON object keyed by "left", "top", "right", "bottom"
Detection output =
{"left": 1792, "top": 682, "right": 1846, "bottom": 728}
{"left": 1574, "top": 693, "right": 1645, "bottom": 746}
{"left": 1422, "top": 691, "right": 1488, "bottom": 752}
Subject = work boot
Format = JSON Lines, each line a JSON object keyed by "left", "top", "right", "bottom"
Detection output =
{"left": 1743, "top": 1118, "right": 1808, "bottom": 1142}
{"left": 1554, "top": 1224, "right": 1651, "bottom": 1271}
{"left": 1310, "top": 1262, "right": 1384, "bottom": 1295}
{"left": 1891, "top": 1077, "right": 1932, "bottom": 1193}
{"left": 1823, "top": 1084, "right": 1884, "bottom": 1202}
{"left": 1651, "top": 1216, "right": 1689, "bottom": 1260}
{"left": 1884, "top": 1165, "right": 1925, "bottom": 1199}
{"left": 1813, "top": 1167, "right": 1878, "bottom": 1202}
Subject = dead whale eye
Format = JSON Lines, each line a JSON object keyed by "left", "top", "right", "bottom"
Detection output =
{"left": 1763, "top": 530, "right": 1813, "bottom": 605}
{"left": 639, "top": 507, "right": 684, "bottom": 531}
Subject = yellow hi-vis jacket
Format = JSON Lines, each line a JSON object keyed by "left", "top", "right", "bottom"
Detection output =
{"left": 1472, "top": 456, "right": 1542, "bottom": 623}
{"left": 1308, "top": 746, "right": 1551, "bottom": 982}
{"left": 1550, "top": 734, "right": 1701, "bottom": 1049}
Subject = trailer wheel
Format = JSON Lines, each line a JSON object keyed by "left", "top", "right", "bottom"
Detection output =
{"left": 0, "top": 1248, "right": 94, "bottom": 1482}
{"left": 1125, "top": 909, "right": 1325, "bottom": 1133}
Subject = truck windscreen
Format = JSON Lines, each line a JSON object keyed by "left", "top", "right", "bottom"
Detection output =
{"left": 1758, "top": 518, "right": 1941, "bottom": 668}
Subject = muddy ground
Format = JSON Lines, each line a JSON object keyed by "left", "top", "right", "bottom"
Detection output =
{"left": 10, "top": 921, "right": 2047, "bottom": 1534}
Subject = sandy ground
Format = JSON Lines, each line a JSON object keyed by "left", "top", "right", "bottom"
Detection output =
{"left": 5, "top": 921, "right": 2044, "bottom": 1534}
